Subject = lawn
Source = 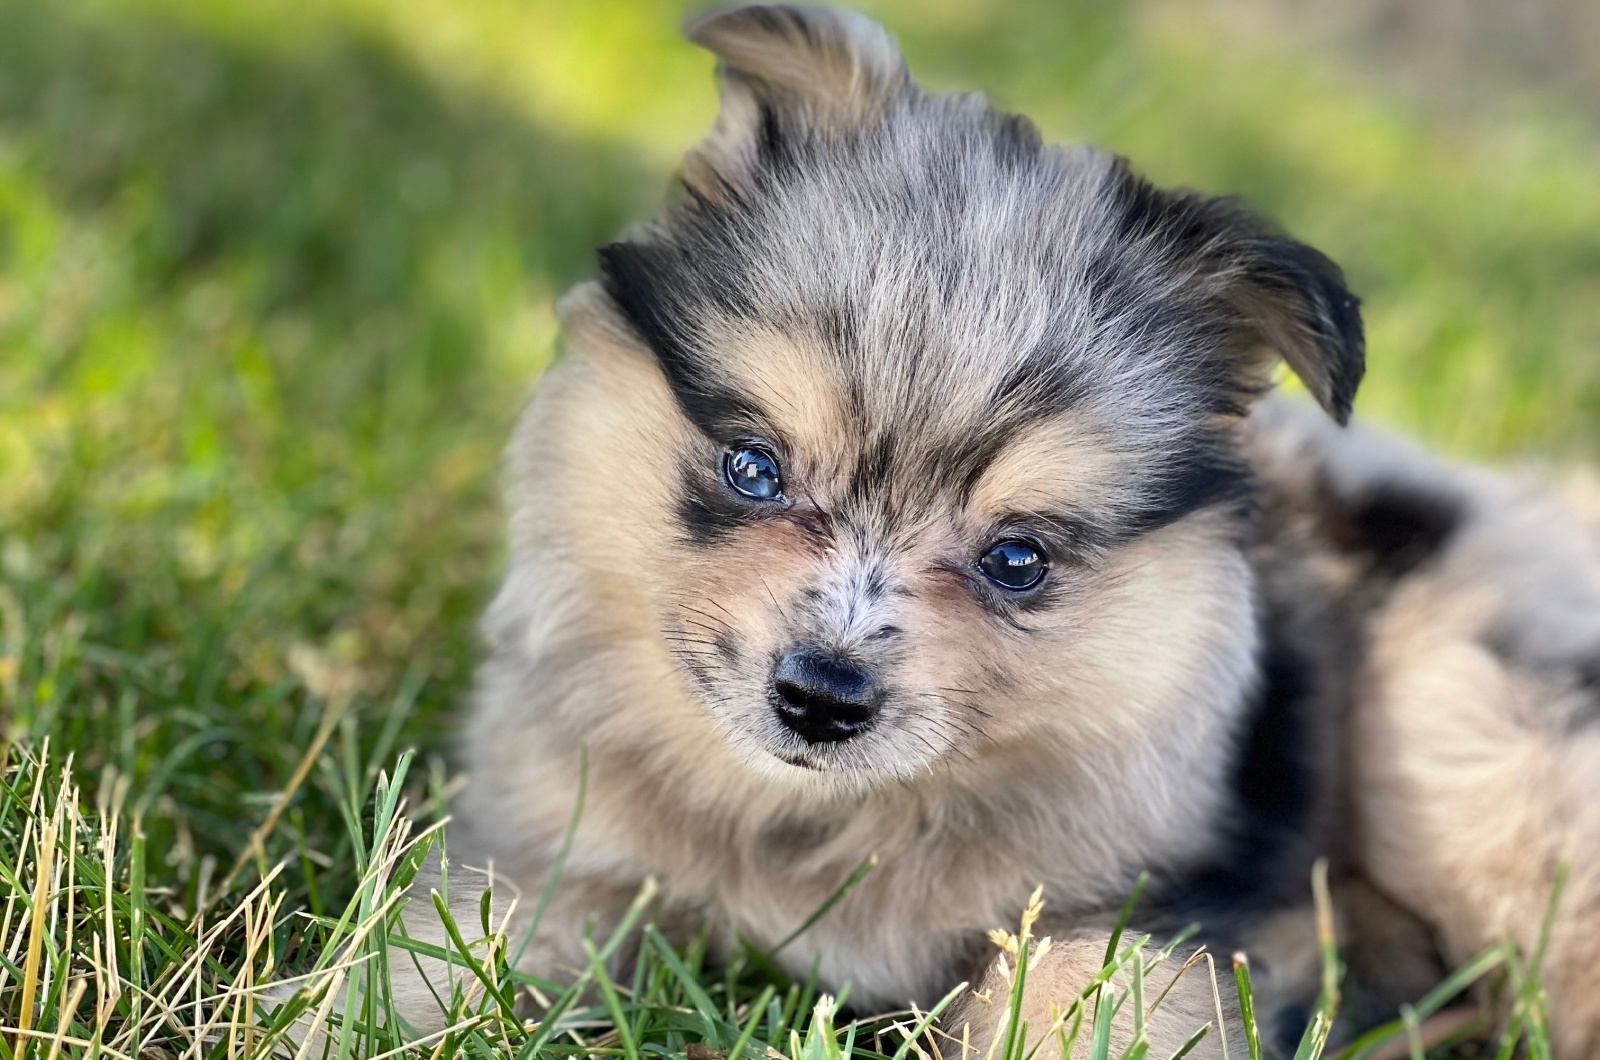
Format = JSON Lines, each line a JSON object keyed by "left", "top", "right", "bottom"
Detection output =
{"left": 1, "top": 0, "right": 1596, "bottom": 1056}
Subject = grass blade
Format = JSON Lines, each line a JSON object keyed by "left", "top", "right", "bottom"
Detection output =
{"left": 1102, "top": 873, "right": 1150, "bottom": 970}
{"left": 889, "top": 982, "right": 966, "bottom": 1060}
{"left": 729, "top": 984, "right": 777, "bottom": 1060}
{"left": 584, "top": 937, "right": 641, "bottom": 1060}
{"left": 1168, "top": 1024, "right": 1210, "bottom": 1060}
{"left": 770, "top": 855, "right": 877, "bottom": 958}
{"left": 1231, "top": 954, "right": 1261, "bottom": 1060}
{"left": 1090, "top": 984, "right": 1115, "bottom": 1060}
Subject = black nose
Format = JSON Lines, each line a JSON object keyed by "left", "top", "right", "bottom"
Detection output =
{"left": 770, "top": 646, "right": 880, "bottom": 744}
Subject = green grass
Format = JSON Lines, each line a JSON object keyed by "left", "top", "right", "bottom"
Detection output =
{"left": 0, "top": 0, "right": 1596, "bottom": 1055}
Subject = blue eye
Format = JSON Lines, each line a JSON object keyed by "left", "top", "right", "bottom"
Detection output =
{"left": 978, "top": 539, "right": 1048, "bottom": 591}
{"left": 724, "top": 446, "right": 783, "bottom": 500}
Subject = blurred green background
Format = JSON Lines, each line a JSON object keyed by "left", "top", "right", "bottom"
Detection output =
{"left": 1, "top": 0, "right": 1597, "bottom": 902}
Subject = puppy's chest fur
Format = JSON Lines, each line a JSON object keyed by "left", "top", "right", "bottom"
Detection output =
{"left": 568, "top": 726, "right": 1240, "bottom": 1007}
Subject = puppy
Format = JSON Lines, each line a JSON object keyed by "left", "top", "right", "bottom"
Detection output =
{"left": 378, "top": 6, "right": 1600, "bottom": 1056}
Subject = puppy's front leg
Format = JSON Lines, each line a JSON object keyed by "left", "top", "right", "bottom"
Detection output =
{"left": 943, "top": 930, "right": 1234, "bottom": 1060}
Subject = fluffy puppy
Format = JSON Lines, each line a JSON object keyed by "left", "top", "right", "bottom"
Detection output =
{"left": 376, "top": 6, "right": 1600, "bottom": 1056}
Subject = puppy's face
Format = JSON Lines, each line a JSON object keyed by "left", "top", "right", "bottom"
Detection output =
{"left": 552, "top": 6, "right": 1363, "bottom": 787}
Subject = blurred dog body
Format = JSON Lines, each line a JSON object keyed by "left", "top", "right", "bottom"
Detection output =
{"left": 378, "top": 6, "right": 1600, "bottom": 1055}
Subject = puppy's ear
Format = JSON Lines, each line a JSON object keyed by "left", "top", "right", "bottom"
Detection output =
{"left": 683, "top": 4, "right": 912, "bottom": 193}
{"left": 1114, "top": 165, "right": 1366, "bottom": 424}
{"left": 1220, "top": 214, "right": 1366, "bottom": 425}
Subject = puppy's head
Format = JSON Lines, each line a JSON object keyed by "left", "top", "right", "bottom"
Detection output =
{"left": 547, "top": 5, "right": 1363, "bottom": 788}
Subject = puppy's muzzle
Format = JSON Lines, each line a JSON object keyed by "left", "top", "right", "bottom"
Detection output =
{"left": 770, "top": 645, "right": 880, "bottom": 744}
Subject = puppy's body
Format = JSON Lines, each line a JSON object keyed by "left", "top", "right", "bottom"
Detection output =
{"left": 381, "top": 7, "right": 1600, "bottom": 1055}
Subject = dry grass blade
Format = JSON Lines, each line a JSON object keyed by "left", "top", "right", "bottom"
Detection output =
{"left": 16, "top": 820, "right": 58, "bottom": 1054}
{"left": 212, "top": 686, "right": 353, "bottom": 909}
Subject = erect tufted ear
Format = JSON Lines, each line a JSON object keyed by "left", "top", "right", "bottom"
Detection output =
{"left": 1111, "top": 163, "right": 1367, "bottom": 424}
{"left": 683, "top": 4, "right": 912, "bottom": 194}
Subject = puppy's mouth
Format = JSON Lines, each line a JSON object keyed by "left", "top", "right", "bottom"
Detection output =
{"left": 761, "top": 737, "right": 883, "bottom": 779}
{"left": 710, "top": 690, "right": 955, "bottom": 784}
{"left": 741, "top": 707, "right": 888, "bottom": 777}
{"left": 775, "top": 750, "right": 825, "bottom": 772}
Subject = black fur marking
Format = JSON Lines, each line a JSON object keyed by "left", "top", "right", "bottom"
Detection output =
{"left": 1144, "top": 617, "right": 1320, "bottom": 946}
{"left": 754, "top": 98, "right": 801, "bottom": 177}
{"left": 676, "top": 460, "right": 765, "bottom": 546}
{"left": 1110, "top": 161, "right": 1214, "bottom": 248}
{"left": 988, "top": 344, "right": 1095, "bottom": 426}
{"left": 1130, "top": 445, "right": 1256, "bottom": 536}
{"left": 1233, "top": 630, "right": 1317, "bottom": 837}
{"left": 988, "top": 112, "right": 1043, "bottom": 170}
{"left": 597, "top": 240, "right": 767, "bottom": 439}
{"left": 945, "top": 421, "right": 1031, "bottom": 507}
{"left": 1273, "top": 1004, "right": 1315, "bottom": 1058}
{"left": 1080, "top": 244, "right": 1210, "bottom": 350}
{"left": 946, "top": 419, "right": 1253, "bottom": 557}
{"left": 1576, "top": 659, "right": 1600, "bottom": 729}
{"left": 596, "top": 241, "right": 696, "bottom": 377}
{"left": 1343, "top": 484, "right": 1462, "bottom": 578}
{"left": 844, "top": 433, "right": 902, "bottom": 513}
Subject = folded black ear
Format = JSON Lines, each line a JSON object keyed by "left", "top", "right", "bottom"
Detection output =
{"left": 1111, "top": 164, "right": 1366, "bottom": 424}
{"left": 683, "top": 4, "right": 912, "bottom": 195}
{"left": 1222, "top": 215, "right": 1366, "bottom": 424}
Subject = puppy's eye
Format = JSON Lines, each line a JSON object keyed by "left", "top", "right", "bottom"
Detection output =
{"left": 724, "top": 446, "right": 783, "bottom": 500}
{"left": 978, "top": 539, "right": 1048, "bottom": 591}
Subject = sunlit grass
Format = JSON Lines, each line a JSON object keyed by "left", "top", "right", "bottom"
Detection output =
{"left": 0, "top": 741, "right": 1567, "bottom": 1057}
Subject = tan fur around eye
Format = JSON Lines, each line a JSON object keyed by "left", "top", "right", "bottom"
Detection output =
{"left": 701, "top": 325, "right": 850, "bottom": 458}
{"left": 964, "top": 412, "right": 1138, "bottom": 521}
